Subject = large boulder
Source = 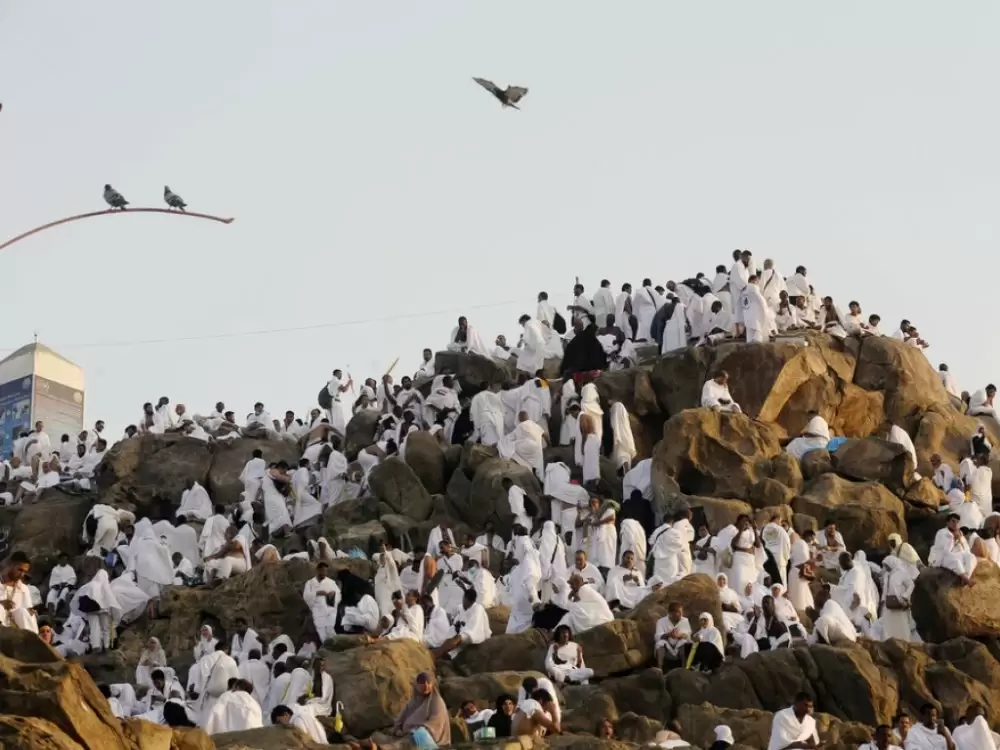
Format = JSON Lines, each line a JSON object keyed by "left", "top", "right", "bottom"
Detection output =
{"left": 3, "top": 492, "right": 94, "bottom": 581}
{"left": 452, "top": 630, "right": 548, "bottom": 676}
{"left": 213, "top": 725, "right": 329, "bottom": 749}
{"left": 792, "top": 474, "right": 906, "bottom": 552}
{"left": 575, "top": 619, "right": 648, "bottom": 677}
{"left": 630, "top": 574, "right": 723, "bottom": 639}
{"left": 464, "top": 457, "right": 543, "bottom": 536}
{"left": 675, "top": 703, "right": 870, "bottom": 750}
{"left": 368, "top": 458, "right": 434, "bottom": 521}
{"left": 344, "top": 409, "right": 380, "bottom": 459}
{"left": 95, "top": 434, "right": 213, "bottom": 517}
{"left": 912, "top": 564, "right": 1000, "bottom": 642}
{"left": 853, "top": 334, "right": 953, "bottom": 430}
{"left": 206, "top": 438, "right": 301, "bottom": 507}
{"left": 0, "top": 629, "right": 136, "bottom": 749}
{"left": 320, "top": 640, "right": 435, "bottom": 737}
{"left": 652, "top": 409, "right": 782, "bottom": 499}
{"left": 434, "top": 350, "right": 513, "bottom": 395}
{"left": 135, "top": 558, "right": 372, "bottom": 665}
{"left": 404, "top": 430, "right": 448, "bottom": 495}
{"left": 96, "top": 435, "right": 300, "bottom": 516}
{"left": 830, "top": 437, "right": 915, "bottom": 491}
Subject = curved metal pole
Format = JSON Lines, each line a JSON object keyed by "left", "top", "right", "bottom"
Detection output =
{"left": 0, "top": 207, "right": 235, "bottom": 252}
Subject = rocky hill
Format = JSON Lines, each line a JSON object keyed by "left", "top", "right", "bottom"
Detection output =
{"left": 2, "top": 332, "right": 998, "bottom": 749}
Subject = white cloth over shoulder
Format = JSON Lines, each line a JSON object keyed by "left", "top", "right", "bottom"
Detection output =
{"left": 768, "top": 706, "right": 819, "bottom": 750}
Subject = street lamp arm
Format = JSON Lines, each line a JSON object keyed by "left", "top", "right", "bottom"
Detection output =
{"left": 0, "top": 207, "right": 235, "bottom": 252}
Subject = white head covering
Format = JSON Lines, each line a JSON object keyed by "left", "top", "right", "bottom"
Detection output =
{"left": 696, "top": 612, "right": 724, "bottom": 652}
{"left": 802, "top": 415, "right": 830, "bottom": 440}
{"left": 715, "top": 725, "right": 734, "bottom": 744}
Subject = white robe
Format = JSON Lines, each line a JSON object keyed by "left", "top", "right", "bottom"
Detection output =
{"left": 593, "top": 287, "right": 616, "bottom": 327}
{"left": 471, "top": 391, "right": 506, "bottom": 446}
{"left": 741, "top": 283, "right": 769, "bottom": 341}
{"left": 545, "top": 641, "right": 594, "bottom": 685}
{"left": 518, "top": 320, "right": 548, "bottom": 375}
{"left": 555, "top": 583, "right": 614, "bottom": 634}
{"left": 812, "top": 599, "right": 857, "bottom": 644}
{"left": 610, "top": 402, "right": 636, "bottom": 470}
{"left": 448, "top": 324, "right": 492, "bottom": 358}
{"left": 422, "top": 604, "right": 452, "bottom": 648}
{"left": 951, "top": 716, "right": 997, "bottom": 750}
{"left": 238, "top": 659, "right": 271, "bottom": 706}
{"left": 587, "top": 508, "right": 617, "bottom": 569}
{"left": 545, "top": 462, "right": 589, "bottom": 539}
{"left": 449, "top": 602, "right": 492, "bottom": 657}
{"left": 204, "top": 690, "right": 263, "bottom": 735}
{"left": 303, "top": 576, "right": 341, "bottom": 641}
{"left": 761, "top": 523, "right": 791, "bottom": 586}
{"left": 291, "top": 467, "right": 323, "bottom": 527}
{"left": 604, "top": 566, "right": 646, "bottom": 609}
{"left": 176, "top": 482, "right": 213, "bottom": 522}
{"left": 929, "top": 527, "right": 978, "bottom": 579}
{"left": 700, "top": 379, "right": 740, "bottom": 411}
{"left": 631, "top": 286, "right": 664, "bottom": 342}
{"left": 661, "top": 302, "right": 687, "bottom": 353}
{"left": 618, "top": 519, "right": 647, "bottom": 566}
{"left": 506, "top": 537, "right": 542, "bottom": 634}
{"left": 768, "top": 706, "right": 819, "bottom": 750}
{"left": 498, "top": 420, "right": 546, "bottom": 480}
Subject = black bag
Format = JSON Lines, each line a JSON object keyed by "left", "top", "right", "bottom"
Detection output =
{"left": 552, "top": 312, "right": 567, "bottom": 335}
{"left": 317, "top": 386, "right": 333, "bottom": 410}
{"left": 77, "top": 595, "right": 101, "bottom": 614}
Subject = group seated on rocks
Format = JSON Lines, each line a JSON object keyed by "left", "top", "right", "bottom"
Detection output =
{"left": 8, "top": 249, "right": 1000, "bottom": 749}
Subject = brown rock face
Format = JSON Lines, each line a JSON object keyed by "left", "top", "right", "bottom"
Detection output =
{"left": 212, "top": 725, "right": 329, "bottom": 749}
{"left": 95, "top": 434, "right": 299, "bottom": 516}
{"left": 0, "top": 629, "right": 135, "bottom": 749}
{"left": 344, "top": 409, "right": 380, "bottom": 459}
{"left": 319, "top": 639, "right": 435, "bottom": 737}
{"left": 403, "top": 430, "right": 448, "bottom": 495}
{"left": 465, "top": 457, "right": 543, "bottom": 536}
{"left": 912, "top": 564, "right": 1000, "bottom": 642}
{"left": 1, "top": 491, "right": 94, "bottom": 581}
{"left": 792, "top": 474, "right": 906, "bottom": 552}
{"left": 830, "top": 437, "right": 915, "bottom": 491}
{"left": 652, "top": 409, "right": 782, "bottom": 499}
{"left": 368, "top": 457, "right": 434, "bottom": 521}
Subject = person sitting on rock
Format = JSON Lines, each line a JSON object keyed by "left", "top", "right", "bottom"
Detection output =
{"left": 433, "top": 587, "right": 492, "bottom": 660}
{"left": 552, "top": 572, "right": 614, "bottom": 634}
{"left": 785, "top": 414, "right": 831, "bottom": 460}
{"left": 809, "top": 584, "right": 857, "bottom": 645}
{"left": 682, "top": 612, "right": 725, "bottom": 672}
{"left": 929, "top": 513, "right": 977, "bottom": 587}
{"left": 271, "top": 703, "right": 329, "bottom": 745}
{"left": 768, "top": 692, "right": 820, "bottom": 750}
{"left": 701, "top": 371, "right": 741, "bottom": 413}
{"left": 512, "top": 688, "right": 561, "bottom": 739}
{"left": 0, "top": 551, "right": 38, "bottom": 632}
{"left": 603, "top": 549, "right": 646, "bottom": 611}
{"left": 545, "top": 624, "right": 594, "bottom": 685}
{"left": 351, "top": 672, "right": 452, "bottom": 750}
{"left": 654, "top": 601, "right": 691, "bottom": 670}
{"left": 816, "top": 520, "right": 847, "bottom": 572}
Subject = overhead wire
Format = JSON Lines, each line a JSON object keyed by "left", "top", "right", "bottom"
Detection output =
{"left": 0, "top": 298, "right": 524, "bottom": 355}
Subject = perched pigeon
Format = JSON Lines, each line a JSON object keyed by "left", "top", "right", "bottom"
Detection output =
{"left": 103, "top": 184, "right": 128, "bottom": 210}
{"left": 472, "top": 78, "right": 529, "bottom": 110}
{"left": 163, "top": 186, "right": 187, "bottom": 211}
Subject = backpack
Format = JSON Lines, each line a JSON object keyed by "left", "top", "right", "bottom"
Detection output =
{"left": 552, "top": 312, "right": 567, "bottom": 335}
{"left": 317, "top": 386, "right": 333, "bottom": 410}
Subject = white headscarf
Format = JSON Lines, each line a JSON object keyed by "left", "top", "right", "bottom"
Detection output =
{"left": 695, "top": 613, "right": 724, "bottom": 652}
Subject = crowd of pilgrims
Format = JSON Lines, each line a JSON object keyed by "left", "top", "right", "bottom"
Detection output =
{"left": 3, "top": 249, "right": 1000, "bottom": 749}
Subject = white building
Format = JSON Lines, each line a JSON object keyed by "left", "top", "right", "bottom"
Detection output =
{"left": 0, "top": 343, "right": 84, "bottom": 457}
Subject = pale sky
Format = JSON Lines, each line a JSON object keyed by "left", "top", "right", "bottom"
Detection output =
{"left": 1, "top": 2, "right": 997, "bottom": 436}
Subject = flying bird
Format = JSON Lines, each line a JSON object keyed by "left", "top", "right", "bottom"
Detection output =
{"left": 472, "top": 78, "right": 529, "bottom": 110}
{"left": 163, "top": 186, "right": 187, "bottom": 212}
{"left": 103, "top": 184, "right": 128, "bottom": 210}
